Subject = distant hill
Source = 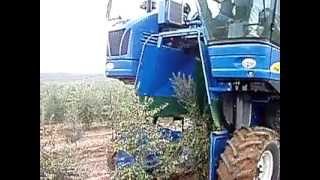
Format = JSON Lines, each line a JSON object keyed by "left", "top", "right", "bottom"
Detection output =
{"left": 40, "top": 73, "right": 106, "bottom": 82}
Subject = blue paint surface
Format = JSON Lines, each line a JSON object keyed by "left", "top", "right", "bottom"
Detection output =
{"left": 115, "top": 150, "right": 135, "bottom": 169}
{"left": 251, "top": 102, "right": 266, "bottom": 126}
{"left": 209, "top": 130, "right": 229, "bottom": 180}
{"left": 270, "top": 47, "right": 280, "bottom": 80}
{"left": 114, "top": 128, "right": 183, "bottom": 170}
{"left": 143, "top": 151, "right": 161, "bottom": 170}
{"left": 106, "top": 58, "right": 139, "bottom": 78}
{"left": 136, "top": 44, "right": 196, "bottom": 97}
{"left": 208, "top": 43, "right": 280, "bottom": 81}
{"left": 106, "top": 13, "right": 159, "bottom": 79}
{"left": 159, "top": 127, "right": 183, "bottom": 142}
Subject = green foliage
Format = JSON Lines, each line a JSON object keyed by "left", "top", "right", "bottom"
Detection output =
{"left": 40, "top": 124, "right": 78, "bottom": 179}
{"left": 170, "top": 72, "right": 197, "bottom": 109}
{"left": 170, "top": 73, "right": 210, "bottom": 178}
{"left": 113, "top": 164, "right": 152, "bottom": 180}
{"left": 40, "top": 74, "right": 211, "bottom": 179}
{"left": 108, "top": 86, "right": 169, "bottom": 179}
{"left": 111, "top": 73, "right": 210, "bottom": 179}
{"left": 40, "top": 79, "right": 126, "bottom": 128}
{"left": 40, "top": 84, "right": 66, "bottom": 123}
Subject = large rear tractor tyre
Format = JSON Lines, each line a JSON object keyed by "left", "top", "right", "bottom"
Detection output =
{"left": 217, "top": 127, "right": 280, "bottom": 180}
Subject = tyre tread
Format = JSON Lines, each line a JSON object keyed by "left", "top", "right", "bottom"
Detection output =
{"left": 217, "top": 127, "right": 279, "bottom": 180}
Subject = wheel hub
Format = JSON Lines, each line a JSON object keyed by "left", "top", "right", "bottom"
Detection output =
{"left": 256, "top": 150, "right": 273, "bottom": 180}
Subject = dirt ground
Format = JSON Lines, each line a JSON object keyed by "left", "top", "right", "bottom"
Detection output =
{"left": 41, "top": 123, "right": 114, "bottom": 180}
{"left": 40, "top": 118, "right": 195, "bottom": 180}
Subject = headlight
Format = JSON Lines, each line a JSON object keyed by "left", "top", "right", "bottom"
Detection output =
{"left": 270, "top": 62, "right": 280, "bottom": 73}
{"left": 106, "top": 63, "right": 114, "bottom": 70}
{"left": 242, "top": 58, "right": 256, "bottom": 69}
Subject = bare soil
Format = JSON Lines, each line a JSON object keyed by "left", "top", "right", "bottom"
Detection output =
{"left": 41, "top": 123, "right": 114, "bottom": 180}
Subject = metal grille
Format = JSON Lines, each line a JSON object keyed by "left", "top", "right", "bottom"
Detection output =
{"left": 168, "top": 1, "right": 183, "bottom": 25}
{"left": 108, "top": 29, "right": 125, "bottom": 56}
{"left": 120, "top": 29, "right": 130, "bottom": 55}
{"left": 140, "top": 32, "right": 158, "bottom": 45}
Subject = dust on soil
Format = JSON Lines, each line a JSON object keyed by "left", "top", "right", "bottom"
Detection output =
{"left": 41, "top": 123, "right": 114, "bottom": 180}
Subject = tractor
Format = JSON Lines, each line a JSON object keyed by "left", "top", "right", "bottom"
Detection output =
{"left": 105, "top": 0, "right": 280, "bottom": 179}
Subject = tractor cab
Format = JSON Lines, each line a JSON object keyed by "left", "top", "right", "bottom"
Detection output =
{"left": 198, "top": 0, "right": 279, "bottom": 42}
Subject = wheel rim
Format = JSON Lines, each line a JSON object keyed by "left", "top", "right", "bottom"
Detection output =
{"left": 256, "top": 150, "right": 274, "bottom": 180}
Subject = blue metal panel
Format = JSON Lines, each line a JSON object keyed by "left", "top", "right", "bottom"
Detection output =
{"left": 136, "top": 44, "right": 196, "bottom": 97}
{"left": 251, "top": 102, "right": 266, "bottom": 126}
{"left": 159, "top": 127, "right": 183, "bottom": 142}
{"left": 115, "top": 150, "right": 135, "bottom": 169}
{"left": 208, "top": 43, "right": 274, "bottom": 80}
{"left": 208, "top": 82, "right": 232, "bottom": 93}
{"left": 198, "top": 39, "right": 232, "bottom": 97}
{"left": 106, "top": 59, "right": 139, "bottom": 78}
{"left": 129, "top": 13, "right": 159, "bottom": 58}
{"left": 270, "top": 47, "right": 280, "bottom": 80}
{"left": 209, "top": 43, "right": 272, "bottom": 56}
{"left": 106, "top": 13, "right": 159, "bottom": 79}
{"left": 209, "top": 130, "right": 229, "bottom": 180}
{"left": 212, "top": 69, "right": 271, "bottom": 79}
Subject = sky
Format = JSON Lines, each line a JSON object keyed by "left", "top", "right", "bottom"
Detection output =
{"left": 40, "top": 0, "right": 152, "bottom": 74}
{"left": 41, "top": 0, "right": 110, "bottom": 74}
{"left": 40, "top": 0, "right": 200, "bottom": 74}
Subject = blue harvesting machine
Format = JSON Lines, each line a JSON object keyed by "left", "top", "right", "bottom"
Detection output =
{"left": 106, "top": 0, "right": 280, "bottom": 179}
